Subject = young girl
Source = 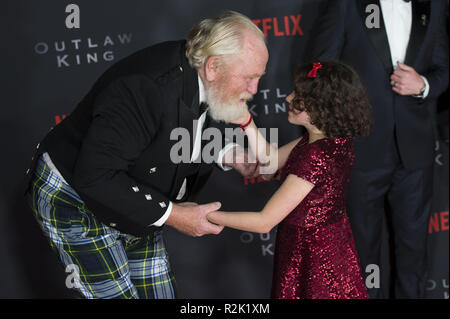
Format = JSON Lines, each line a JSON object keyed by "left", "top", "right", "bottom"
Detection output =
{"left": 208, "top": 61, "right": 372, "bottom": 299}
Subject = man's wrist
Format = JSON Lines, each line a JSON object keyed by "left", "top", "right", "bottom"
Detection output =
{"left": 414, "top": 76, "right": 429, "bottom": 98}
{"left": 164, "top": 202, "right": 182, "bottom": 227}
{"left": 417, "top": 81, "right": 425, "bottom": 95}
{"left": 217, "top": 143, "right": 240, "bottom": 171}
{"left": 150, "top": 201, "right": 173, "bottom": 226}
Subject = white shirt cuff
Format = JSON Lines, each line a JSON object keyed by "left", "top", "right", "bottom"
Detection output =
{"left": 414, "top": 76, "right": 430, "bottom": 99}
{"left": 216, "top": 142, "right": 239, "bottom": 171}
{"left": 150, "top": 201, "right": 173, "bottom": 227}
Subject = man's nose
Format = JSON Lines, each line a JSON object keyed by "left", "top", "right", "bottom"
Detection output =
{"left": 247, "top": 79, "right": 259, "bottom": 95}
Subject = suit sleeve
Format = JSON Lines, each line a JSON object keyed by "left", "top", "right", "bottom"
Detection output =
{"left": 307, "top": 0, "right": 348, "bottom": 61}
{"left": 421, "top": 0, "right": 449, "bottom": 100}
{"left": 72, "top": 74, "right": 170, "bottom": 234}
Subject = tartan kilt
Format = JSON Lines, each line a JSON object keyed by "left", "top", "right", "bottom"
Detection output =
{"left": 26, "top": 155, "right": 177, "bottom": 299}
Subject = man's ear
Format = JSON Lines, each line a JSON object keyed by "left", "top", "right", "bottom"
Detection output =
{"left": 204, "top": 56, "right": 220, "bottom": 81}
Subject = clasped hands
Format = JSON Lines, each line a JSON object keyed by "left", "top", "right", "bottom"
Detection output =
{"left": 167, "top": 113, "right": 277, "bottom": 238}
{"left": 166, "top": 145, "right": 276, "bottom": 237}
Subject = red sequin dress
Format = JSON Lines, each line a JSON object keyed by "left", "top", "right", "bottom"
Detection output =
{"left": 271, "top": 132, "right": 368, "bottom": 299}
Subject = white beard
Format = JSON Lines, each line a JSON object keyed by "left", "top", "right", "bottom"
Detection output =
{"left": 205, "top": 84, "right": 250, "bottom": 123}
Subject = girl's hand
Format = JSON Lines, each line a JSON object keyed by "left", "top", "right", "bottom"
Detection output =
{"left": 229, "top": 109, "right": 251, "bottom": 125}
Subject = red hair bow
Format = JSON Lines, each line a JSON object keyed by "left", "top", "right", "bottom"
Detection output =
{"left": 307, "top": 62, "right": 322, "bottom": 78}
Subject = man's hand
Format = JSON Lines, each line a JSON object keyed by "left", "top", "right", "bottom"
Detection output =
{"left": 165, "top": 202, "right": 224, "bottom": 237}
{"left": 222, "top": 145, "right": 260, "bottom": 178}
{"left": 390, "top": 62, "right": 425, "bottom": 96}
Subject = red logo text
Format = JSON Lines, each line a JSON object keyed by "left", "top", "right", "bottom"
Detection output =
{"left": 253, "top": 15, "right": 304, "bottom": 37}
{"left": 429, "top": 211, "right": 449, "bottom": 234}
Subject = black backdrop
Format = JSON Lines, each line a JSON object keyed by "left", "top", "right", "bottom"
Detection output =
{"left": 1, "top": 0, "right": 448, "bottom": 299}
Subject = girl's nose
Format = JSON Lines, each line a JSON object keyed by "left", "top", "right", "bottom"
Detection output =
{"left": 286, "top": 91, "right": 295, "bottom": 103}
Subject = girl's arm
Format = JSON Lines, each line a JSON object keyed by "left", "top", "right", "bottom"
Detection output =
{"left": 276, "top": 137, "right": 302, "bottom": 170}
{"left": 235, "top": 111, "right": 301, "bottom": 173}
{"left": 207, "top": 174, "right": 314, "bottom": 233}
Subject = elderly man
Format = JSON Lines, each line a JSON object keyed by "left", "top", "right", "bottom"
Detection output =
{"left": 25, "top": 10, "right": 268, "bottom": 299}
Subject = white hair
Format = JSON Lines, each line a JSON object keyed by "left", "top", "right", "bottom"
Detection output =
{"left": 186, "top": 10, "right": 266, "bottom": 69}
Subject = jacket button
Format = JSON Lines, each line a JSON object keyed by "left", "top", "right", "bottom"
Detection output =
{"left": 149, "top": 167, "right": 157, "bottom": 174}
{"left": 109, "top": 223, "right": 117, "bottom": 228}
{"left": 132, "top": 186, "right": 140, "bottom": 192}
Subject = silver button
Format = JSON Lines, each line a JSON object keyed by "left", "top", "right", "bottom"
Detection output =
{"left": 26, "top": 168, "right": 30, "bottom": 175}
{"left": 159, "top": 202, "right": 167, "bottom": 208}
{"left": 132, "top": 186, "right": 140, "bottom": 192}
{"left": 36, "top": 143, "right": 40, "bottom": 149}
{"left": 145, "top": 194, "right": 152, "bottom": 200}
{"left": 149, "top": 167, "right": 157, "bottom": 174}
{"left": 179, "top": 65, "right": 183, "bottom": 72}
{"left": 109, "top": 223, "right": 117, "bottom": 227}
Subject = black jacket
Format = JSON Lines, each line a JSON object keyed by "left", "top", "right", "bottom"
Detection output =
{"left": 26, "top": 40, "right": 217, "bottom": 236}
{"left": 308, "top": 0, "right": 449, "bottom": 169}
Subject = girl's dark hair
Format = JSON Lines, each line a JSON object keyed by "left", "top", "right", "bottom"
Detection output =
{"left": 291, "top": 60, "right": 372, "bottom": 138}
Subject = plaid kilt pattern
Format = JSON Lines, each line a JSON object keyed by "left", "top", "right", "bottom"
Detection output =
{"left": 26, "top": 156, "right": 177, "bottom": 299}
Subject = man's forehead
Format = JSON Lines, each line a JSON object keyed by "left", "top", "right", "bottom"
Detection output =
{"left": 240, "top": 54, "right": 268, "bottom": 77}
{"left": 229, "top": 58, "right": 266, "bottom": 77}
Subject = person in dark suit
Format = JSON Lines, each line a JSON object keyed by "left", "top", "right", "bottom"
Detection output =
{"left": 24, "top": 10, "right": 269, "bottom": 299}
{"left": 308, "top": 0, "right": 449, "bottom": 298}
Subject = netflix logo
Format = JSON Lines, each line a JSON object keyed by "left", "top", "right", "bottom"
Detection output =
{"left": 429, "top": 211, "right": 449, "bottom": 234}
{"left": 252, "top": 15, "right": 304, "bottom": 37}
